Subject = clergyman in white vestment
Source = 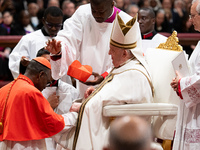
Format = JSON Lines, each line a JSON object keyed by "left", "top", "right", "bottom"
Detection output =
{"left": 171, "top": 0, "right": 200, "bottom": 149}
{"left": 47, "top": 0, "right": 142, "bottom": 97}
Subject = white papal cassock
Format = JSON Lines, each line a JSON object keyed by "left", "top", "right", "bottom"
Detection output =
{"left": 50, "top": 4, "right": 141, "bottom": 97}
{"left": 73, "top": 59, "right": 153, "bottom": 150}
{"left": 173, "top": 41, "right": 200, "bottom": 150}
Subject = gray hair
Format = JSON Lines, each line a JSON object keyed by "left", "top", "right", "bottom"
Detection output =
{"left": 126, "top": 49, "right": 134, "bottom": 58}
{"left": 127, "top": 4, "right": 139, "bottom": 14}
{"left": 192, "top": 0, "right": 200, "bottom": 14}
{"left": 157, "top": 8, "right": 165, "bottom": 15}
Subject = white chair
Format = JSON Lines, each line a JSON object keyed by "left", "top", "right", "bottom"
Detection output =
{"left": 103, "top": 31, "right": 184, "bottom": 150}
{"left": 103, "top": 103, "right": 178, "bottom": 150}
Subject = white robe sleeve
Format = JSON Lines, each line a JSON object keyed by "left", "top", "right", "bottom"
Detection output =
{"left": 55, "top": 80, "right": 80, "bottom": 114}
{"left": 52, "top": 112, "right": 78, "bottom": 149}
{"left": 180, "top": 73, "right": 200, "bottom": 108}
{"left": 180, "top": 50, "right": 200, "bottom": 108}
{"left": 50, "top": 6, "right": 84, "bottom": 80}
{"left": 9, "top": 36, "right": 31, "bottom": 78}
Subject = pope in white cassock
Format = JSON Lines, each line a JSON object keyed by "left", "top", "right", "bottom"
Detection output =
{"left": 59, "top": 13, "right": 153, "bottom": 150}
{"left": 171, "top": 0, "right": 200, "bottom": 149}
{"left": 46, "top": 0, "right": 142, "bottom": 97}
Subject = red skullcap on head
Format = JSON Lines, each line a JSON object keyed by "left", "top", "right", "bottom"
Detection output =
{"left": 33, "top": 57, "right": 51, "bottom": 69}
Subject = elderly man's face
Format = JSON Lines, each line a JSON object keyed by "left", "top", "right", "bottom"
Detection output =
{"left": 90, "top": 0, "right": 113, "bottom": 23}
{"left": 109, "top": 45, "right": 125, "bottom": 68}
{"left": 189, "top": 2, "right": 200, "bottom": 32}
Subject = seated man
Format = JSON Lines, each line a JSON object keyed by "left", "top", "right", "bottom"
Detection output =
{"left": 83, "top": 7, "right": 165, "bottom": 86}
{"left": 66, "top": 13, "right": 153, "bottom": 150}
{"left": 0, "top": 57, "right": 80, "bottom": 149}
{"left": 103, "top": 115, "right": 153, "bottom": 150}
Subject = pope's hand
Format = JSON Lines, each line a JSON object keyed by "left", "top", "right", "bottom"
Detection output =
{"left": 84, "top": 86, "right": 95, "bottom": 99}
{"left": 70, "top": 102, "right": 81, "bottom": 113}
{"left": 46, "top": 39, "right": 62, "bottom": 54}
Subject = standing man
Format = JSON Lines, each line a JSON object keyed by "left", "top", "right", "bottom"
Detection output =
{"left": 0, "top": 57, "right": 80, "bottom": 149}
{"left": 46, "top": 0, "right": 142, "bottom": 97}
{"left": 138, "top": 7, "right": 167, "bottom": 54}
{"left": 8, "top": 6, "right": 72, "bottom": 82}
{"left": 170, "top": 0, "right": 200, "bottom": 149}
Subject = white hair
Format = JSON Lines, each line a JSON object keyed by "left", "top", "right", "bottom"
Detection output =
{"left": 192, "top": 0, "right": 200, "bottom": 14}
{"left": 157, "top": 8, "right": 165, "bottom": 15}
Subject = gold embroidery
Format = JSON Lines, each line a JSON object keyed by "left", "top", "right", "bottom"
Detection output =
{"left": 117, "top": 12, "right": 137, "bottom": 35}
{"left": 110, "top": 39, "right": 137, "bottom": 49}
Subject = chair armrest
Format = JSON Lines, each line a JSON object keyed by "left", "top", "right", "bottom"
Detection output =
{"left": 103, "top": 103, "right": 178, "bottom": 117}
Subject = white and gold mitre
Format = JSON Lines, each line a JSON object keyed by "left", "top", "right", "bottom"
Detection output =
{"left": 110, "top": 13, "right": 138, "bottom": 49}
{"left": 110, "top": 13, "right": 152, "bottom": 86}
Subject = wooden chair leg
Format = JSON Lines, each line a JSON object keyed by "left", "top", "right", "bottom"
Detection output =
{"left": 162, "top": 140, "right": 172, "bottom": 150}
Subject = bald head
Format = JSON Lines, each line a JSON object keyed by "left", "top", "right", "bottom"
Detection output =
{"left": 107, "top": 116, "right": 152, "bottom": 150}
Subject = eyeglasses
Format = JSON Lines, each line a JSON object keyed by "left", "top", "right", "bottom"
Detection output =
{"left": 189, "top": 14, "right": 199, "bottom": 19}
{"left": 44, "top": 20, "right": 62, "bottom": 29}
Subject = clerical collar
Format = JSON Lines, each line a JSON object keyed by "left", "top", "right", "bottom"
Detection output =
{"left": 41, "top": 27, "right": 57, "bottom": 37}
{"left": 46, "top": 79, "right": 59, "bottom": 87}
{"left": 104, "top": 7, "right": 121, "bottom": 23}
{"left": 41, "top": 27, "right": 49, "bottom": 36}
{"left": 142, "top": 30, "right": 157, "bottom": 39}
